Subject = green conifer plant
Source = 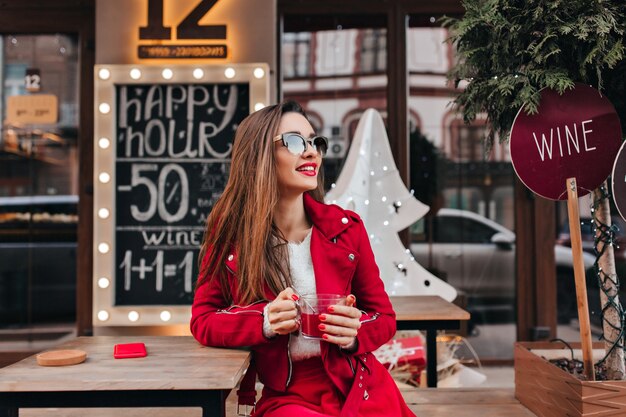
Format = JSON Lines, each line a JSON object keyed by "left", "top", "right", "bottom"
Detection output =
{"left": 444, "top": 0, "right": 626, "bottom": 379}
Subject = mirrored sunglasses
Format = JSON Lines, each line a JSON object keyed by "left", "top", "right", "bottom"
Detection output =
{"left": 273, "top": 133, "right": 328, "bottom": 157}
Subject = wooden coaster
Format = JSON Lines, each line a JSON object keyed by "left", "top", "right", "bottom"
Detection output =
{"left": 36, "top": 349, "right": 87, "bottom": 366}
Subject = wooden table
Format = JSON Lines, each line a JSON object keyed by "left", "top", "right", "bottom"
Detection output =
{"left": 0, "top": 336, "right": 250, "bottom": 417}
{"left": 390, "top": 295, "right": 471, "bottom": 388}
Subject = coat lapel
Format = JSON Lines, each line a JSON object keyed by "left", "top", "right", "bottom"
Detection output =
{"left": 223, "top": 193, "right": 360, "bottom": 297}
{"left": 310, "top": 227, "right": 359, "bottom": 296}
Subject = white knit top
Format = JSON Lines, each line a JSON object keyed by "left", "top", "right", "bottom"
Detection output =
{"left": 262, "top": 229, "right": 321, "bottom": 360}
{"left": 286, "top": 229, "right": 321, "bottom": 360}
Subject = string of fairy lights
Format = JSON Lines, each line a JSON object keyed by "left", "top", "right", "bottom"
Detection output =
{"left": 591, "top": 184, "right": 626, "bottom": 366}
{"left": 328, "top": 172, "right": 419, "bottom": 265}
{"left": 326, "top": 151, "right": 428, "bottom": 291}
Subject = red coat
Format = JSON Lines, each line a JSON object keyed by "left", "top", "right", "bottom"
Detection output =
{"left": 191, "top": 193, "right": 403, "bottom": 416}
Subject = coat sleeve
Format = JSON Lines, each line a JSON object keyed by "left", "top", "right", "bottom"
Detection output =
{"left": 348, "top": 217, "right": 397, "bottom": 355}
{"left": 190, "top": 266, "right": 276, "bottom": 348}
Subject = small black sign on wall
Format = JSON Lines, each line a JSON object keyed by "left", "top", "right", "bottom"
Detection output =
{"left": 25, "top": 68, "right": 41, "bottom": 92}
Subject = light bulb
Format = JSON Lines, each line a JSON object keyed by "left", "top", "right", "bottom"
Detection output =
{"left": 98, "top": 68, "right": 111, "bottom": 80}
{"left": 128, "top": 311, "right": 139, "bottom": 322}
{"left": 160, "top": 311, "right": 172, "bottom": 322}
{"left": 130, "top": 68, "right": 141, "bottom": 79}
{"left": 253, "top": 67, "right": 265, "bottom": 78}
{"left": 98, "top": 208, "right": 110, "bottom": 219}
{"left": 98, "top": 103, "right": 111, "bottom": 114}
{"left": 99, "top": 172, "right": 111, "bottom": 183}
{"left": 193, "top": 68, "right": 204, "bottom": 79}
{"left": 98, "top": 137, "right": 110, "bottom": 149}
{"left": 162, "top": 68, "right": 173, "bottom": 80}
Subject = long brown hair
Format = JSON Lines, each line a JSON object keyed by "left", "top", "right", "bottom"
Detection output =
{"left": 196, "top": 101, "right": 325, "bottom": 304}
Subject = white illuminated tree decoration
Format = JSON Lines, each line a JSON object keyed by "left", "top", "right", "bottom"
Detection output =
{"left": 326, "top": 109, "right": 457, "bottom": 301}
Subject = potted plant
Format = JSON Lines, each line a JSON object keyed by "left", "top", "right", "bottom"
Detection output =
{"left": 444, "top": 1, "right": 626, "bottom": 415}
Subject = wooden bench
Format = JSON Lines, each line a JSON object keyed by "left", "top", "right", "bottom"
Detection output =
{"left": 401, "top": 388, "right": 536, "bottom": 417}
{"left": 225, "top": 387, "right": 536, "bottom": 417}
{"left": 17, "top": 387, "right": 536, "bottom": 416}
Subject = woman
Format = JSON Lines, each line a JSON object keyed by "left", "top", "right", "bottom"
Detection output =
{"left": 191, "top": 101, "right": 415, "bottom": 417}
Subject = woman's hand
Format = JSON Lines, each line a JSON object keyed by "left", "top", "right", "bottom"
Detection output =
{"left": 319, "top": 294, "right": 362, "bottom": 350}
{"left": 267, "top": 287, "right": 300, "bottom": 335}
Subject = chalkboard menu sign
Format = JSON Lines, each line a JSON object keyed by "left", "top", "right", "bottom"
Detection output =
{"left": 93, "top": 64, "right": 268, "bottom": 325}
{"left": 115, "top": 83, "right": 249, "bottom": 305}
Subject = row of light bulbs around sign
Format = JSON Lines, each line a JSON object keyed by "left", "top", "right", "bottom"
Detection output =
{"left": 96, "top": 66, "right": 269, "bottom": 115}
{"left": 96, "top": 306, "right": 176, "bottom": 323}
{"left": 94, "top": 265, "right": 177, "bottom": 323}
{"left": 95, "top": 65, "right": 267, "bottom": 322}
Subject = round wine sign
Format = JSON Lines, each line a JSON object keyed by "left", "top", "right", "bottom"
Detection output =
{"left": 510, "top": 83, "right": 622, "bottom": 200}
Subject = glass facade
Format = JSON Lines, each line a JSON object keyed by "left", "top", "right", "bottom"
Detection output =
{"left": 281, "top": 14, "right": 522, "bottom": 359}
{"left": 406, "top": 24, "right": 516, "bottom": 359}
{"left": 0, "top": 34, "right": 79, "bottom": 327}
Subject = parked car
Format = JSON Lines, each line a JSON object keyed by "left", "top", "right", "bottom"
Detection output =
{"left": 410, "top": 208, "right": 596, "bottom": 324}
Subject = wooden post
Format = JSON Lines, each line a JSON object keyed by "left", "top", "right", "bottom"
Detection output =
{"left": 566, "top": 177, "right": 595, "bottom": 381}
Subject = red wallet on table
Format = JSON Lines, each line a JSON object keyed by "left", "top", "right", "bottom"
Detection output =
{"left": 113, "top": 342, "right": 147, "bottom": 359}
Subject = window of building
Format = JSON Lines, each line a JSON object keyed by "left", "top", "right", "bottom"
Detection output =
{"left": 282, "top": 32, "right": 312, "bottom": 78}
{"left": 359, "top": 28, "right": 386, "bottom": 73}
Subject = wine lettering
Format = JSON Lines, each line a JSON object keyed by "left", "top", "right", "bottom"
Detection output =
{"left": 532, "top": 119, "right": 595, "bottom": 162}
{"left": 141, "top": 230, "right": 203, "bottom": 247}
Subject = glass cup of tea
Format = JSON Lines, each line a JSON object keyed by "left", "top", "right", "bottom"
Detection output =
{"left": 298, "top": 294, "right": 347, "bottom": 339}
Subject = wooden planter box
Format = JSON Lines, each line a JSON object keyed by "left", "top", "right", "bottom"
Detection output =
{"left": 515, "top": 341, "right": 626, "bottom": 416}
